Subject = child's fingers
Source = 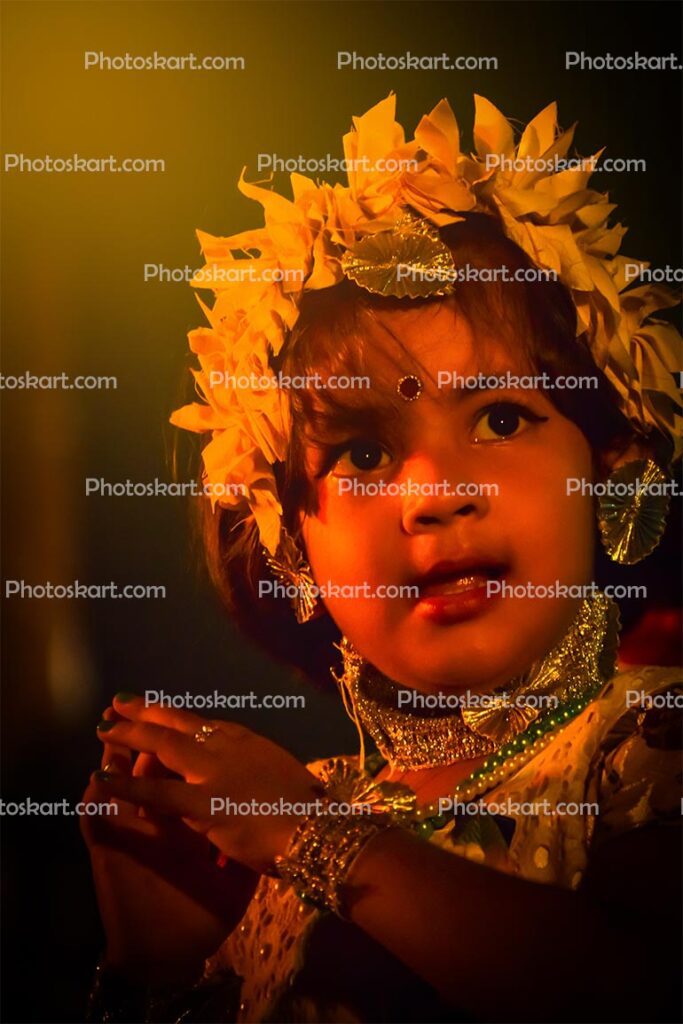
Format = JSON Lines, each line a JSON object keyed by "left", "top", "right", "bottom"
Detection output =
{"left": 112, "top": 692, "right": 208, "bottom": 735}
{"left": 90, "top": 773, "right": 207, "bottom": 825}
{"left": 100, "top": 706, "right": 133, "bottom": 773}
{"left": 96, "top": 717, "right": 212, "bottom": 779}
{"left": 98, "top": 706, "right": 135, "bottom": 818}
{"left": 99, "top": 709, "right": 182, "bottom": 822}
{"left": 133, "top": 751, "right": 175, "bottom": 779}
{"left": 132, "top": 752, "right": 177, "bottom": 818}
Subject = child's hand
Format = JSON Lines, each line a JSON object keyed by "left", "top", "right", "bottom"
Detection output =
{"left": 82, "top": 704, "right": 258, "bottom": 985}
{"left": 91, "top": 695, "right": 324, "bottom": 876}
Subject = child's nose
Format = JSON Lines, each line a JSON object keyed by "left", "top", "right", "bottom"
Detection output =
{"left": 401, "top": 490, "right": 488, "bottom": 534}
{"left": 400, "top": 465, "right": 491, "bottom": 535}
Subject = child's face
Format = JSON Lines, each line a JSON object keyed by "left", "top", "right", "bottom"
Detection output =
{"left": 301, "top": 303, "right": 596, "bottom": 693}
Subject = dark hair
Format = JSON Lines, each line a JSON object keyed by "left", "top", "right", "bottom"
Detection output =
{"left": 197, "top": 214, "right": 637, "bottom": 686}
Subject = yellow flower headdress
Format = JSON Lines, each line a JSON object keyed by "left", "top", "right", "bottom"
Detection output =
{"left": 171, "top": 94, "right": 682, "bottom": 556}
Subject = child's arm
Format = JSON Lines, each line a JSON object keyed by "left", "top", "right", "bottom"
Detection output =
{"left": 85, "top": 707, "right": 258, "bottom": 989}
{"left": 94, "top": 696, "right": 680, "bottom": 1020}
{"left": 345, "top": 822, "right": 680, "bottom": 1022}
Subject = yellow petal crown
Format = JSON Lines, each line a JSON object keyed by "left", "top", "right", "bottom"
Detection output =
{"left": 171, "top": 94, "right": 682, "bottom": 555}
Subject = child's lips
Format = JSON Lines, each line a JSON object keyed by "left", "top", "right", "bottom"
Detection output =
{"left": 411, "top": 560, "right": 507, "bottom": 625}
{"left": 419, "top": 572, "right": 495, "bottom": 597}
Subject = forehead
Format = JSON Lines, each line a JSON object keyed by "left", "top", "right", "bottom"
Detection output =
{"left": 355, "top": 302, "right": 534, "bottom": 384}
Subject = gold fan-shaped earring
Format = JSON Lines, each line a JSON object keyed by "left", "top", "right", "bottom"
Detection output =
{"left": 597, "top": 458, "right": 671, "bottom": 564}
{"left": 263, "top": 529, "right": 318, "bottom": 623}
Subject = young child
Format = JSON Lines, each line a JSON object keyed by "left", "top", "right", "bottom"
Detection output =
{"left": 83, "top": 95, "right": 682, "bottom": 1023}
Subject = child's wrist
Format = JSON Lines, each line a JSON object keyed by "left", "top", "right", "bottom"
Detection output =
{"left": 273, "top": 802, "right": 399, "bottom": 917}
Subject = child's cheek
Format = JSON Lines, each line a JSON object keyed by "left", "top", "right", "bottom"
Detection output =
{"left": 304, "top": 486, "right": 400, "bottom": 589}
{"left": 494, "top": 425, "right": 595, "bottom": 582}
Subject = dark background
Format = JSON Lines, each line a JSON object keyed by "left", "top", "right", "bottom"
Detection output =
{"left": 1, "top": 1, "right": 681, "bottom": 1021}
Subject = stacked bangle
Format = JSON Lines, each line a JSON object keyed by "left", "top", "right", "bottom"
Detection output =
{"left": 274, "top": 803, "right": 396, "bottom": 918}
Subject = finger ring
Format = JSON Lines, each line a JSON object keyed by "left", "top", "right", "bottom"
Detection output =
{"left": 194, "top": 724, "right": 219, "bottom": 744}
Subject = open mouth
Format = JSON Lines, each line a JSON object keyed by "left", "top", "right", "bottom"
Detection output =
{"left": 416, "top": 561, "right": 506, "bottom": 598}
{"left": 412, "top": 560, "right": 508, "bottom": 624}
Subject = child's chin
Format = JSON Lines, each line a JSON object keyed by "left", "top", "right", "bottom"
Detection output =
{"left": 389, "top": 633, "right": 540, "bottom": 693}
{"left": 393, "top": 598, "right": 581, "bottom": 691}
{"left": 399, "top": 663, "right": 514, "bottom": 695}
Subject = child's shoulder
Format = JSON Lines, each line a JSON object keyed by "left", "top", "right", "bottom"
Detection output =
{"left": 594, "top": 663, "right": 682, "bottom": 756}
{"left": 604, "top": 662, "right": 682, "bottom": 702}
{"left": 591, "top": 664, "right": 682, "bottom": 844}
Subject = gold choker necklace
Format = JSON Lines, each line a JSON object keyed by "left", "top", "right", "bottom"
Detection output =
{"left": 333, "top": 593, "right": 620, "bottom": 771}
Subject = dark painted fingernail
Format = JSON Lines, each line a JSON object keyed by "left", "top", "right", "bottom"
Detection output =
{"left": 97, "top": 720, "right": 116, "bottom": 732}
{"left": 94, "top": 770, "right": 114, "bottom": 781}
{"left": 115, "top": 691, "right": 137, "bottom": 702}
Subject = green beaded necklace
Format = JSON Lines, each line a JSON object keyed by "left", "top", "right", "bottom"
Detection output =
{"left": 409, "top": 679, "right": 606, "bottom": 838}
{"left": 339, "top": 593, "right": 620, "bottom": 840}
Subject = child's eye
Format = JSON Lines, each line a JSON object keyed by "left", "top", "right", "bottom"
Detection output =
{"left": 472, "top": 402, "right": 547, "bottom": 443}
{"left": 330, "top": 440, "right": 392, "bottom": 477}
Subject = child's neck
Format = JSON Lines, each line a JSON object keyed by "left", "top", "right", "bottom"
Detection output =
{"left": 375, "top": 756, "right": 488, "bottom": 805}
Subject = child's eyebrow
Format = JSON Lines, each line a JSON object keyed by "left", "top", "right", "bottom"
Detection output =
{"left": 436, "top": 369, "right": 544, "bottom": 399}
{"left": 304, "top": 395, "right": 403, "bottom": 441}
